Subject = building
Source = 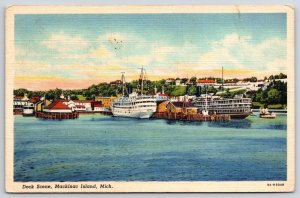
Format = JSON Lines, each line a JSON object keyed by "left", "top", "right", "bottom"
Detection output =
{"left": 182, "top": 103, "right": 198, "bottom": 115}
{"left": 34, "top": 99, "right": 52, "bottom": 112}
{"left": 43, "top": 100, "right": 74, "bottom": 113}
{"left": 166, "top": 101, "right": 198, "bottom": 115}
{"left": 175, "top": 80, "right": 181, "bottom": 86}
{"left": 196, "top": 79, "right": 216, "bottom": 87}
{"left": 156, "top": 100, "right": 169, "bottom": 113}
{"left": 246, "top": 81, "right": 268, "bottom": 91}
{"left": 152, "top": 93, "right": 169, "bottom": 102}
{"left": 36, "top": 100, "right": 78, "bottom": 119}
{"left": 95, "top": 96, "right": 116, "bottom": 108}
{"left": 109, "top": 80, "right": 122, "bottom": 86}
{"left": 170, "top": 95, "right": 196, "bottom": 102}
{"left": 91, "top": 101, "right": 104, "bottom": 112}
{"left": 73, "top": 100, "right": 94, "bottom": 111}
{"left": 166, "top": 102, "right": 183, "bottom": 114}
{"left": 165, "top": 78, "right": 175, "bottom": 85}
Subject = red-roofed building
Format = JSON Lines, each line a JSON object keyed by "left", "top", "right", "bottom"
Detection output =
{"left": 75, "top": 105, "right": 86, "bottom": 110}
{"left": 197, "top": 79, "right": 216, "bottom": 86}
{"left": 43, "top": 100, "right": 73, "bottom": 113}
{"left": 73, "top": 100, "right": 93, "bottom": 111}
{"left": 91, "top": 101, "right": 105, "bottom": 112}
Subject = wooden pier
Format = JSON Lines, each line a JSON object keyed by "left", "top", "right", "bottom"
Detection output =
{"left": 35, "top": 112, "right": 79, "bottom": 119}
{"left": 78, "top": 111, "right": 113, "bottom": 115}
{"left": 154, "top": 112, "right": 231, "bottom": 122}
{"left": 14, "top": 109, "right": 23, "bottom": 115}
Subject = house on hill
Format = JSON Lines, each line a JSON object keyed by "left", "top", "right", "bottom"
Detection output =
{"left": 110, "top": 80, "right": 122, "bottom": 86}
{"left": 165, "top": 78, "right": 175, "bottom": 85}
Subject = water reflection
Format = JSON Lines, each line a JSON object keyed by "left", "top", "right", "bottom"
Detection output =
{"left": 208, "top": 119, "right": 252, "bottom": 129}
{"left": 164, "top": 119, "right": 205, "bottom": 126}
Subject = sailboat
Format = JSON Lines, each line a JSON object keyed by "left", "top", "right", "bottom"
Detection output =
{"left": 111, "top": 67, "right": 157, "bottom": 119}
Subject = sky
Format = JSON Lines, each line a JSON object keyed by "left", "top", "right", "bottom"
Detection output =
{"left": 14, "top": 13, "right": 287, "bottom": 90}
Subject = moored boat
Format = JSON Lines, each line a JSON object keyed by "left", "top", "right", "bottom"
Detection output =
{"left": 259, "top": 108, "right": 276, "bottom": 119}
{"left": 22, "top": 103, "right": 34, "bottom": 116}
{"left": 192, "top": 94, "right": 252, "bottom": 119}
{"left": 111, "top": 68, "right": 157, "bottom": 119}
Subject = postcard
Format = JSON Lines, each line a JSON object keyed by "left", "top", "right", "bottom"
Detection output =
{"left": 5, "top": 5, "right": 295, "bottom": 192}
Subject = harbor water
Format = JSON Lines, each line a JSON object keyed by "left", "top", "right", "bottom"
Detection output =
{"left": 14, "top": 113, "right": 287, "bottom": 181}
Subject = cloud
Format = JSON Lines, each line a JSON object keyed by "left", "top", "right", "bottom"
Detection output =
{"left": 15, "top": 31, "right": 287, "bottom": 90}
{"left": 123, "top": 55, "right": 151, "bottom": 66}
{"left": 197, "top": 33, "right": 287, "bottom": 72}
{"left": 14, "top": 60, "right": 50, "bottom": 75}
{"left": 88, "top": 46, "right": 114, "bottom": 58}
{"left": 266, "top": 58, "right": 287, "bottom": 71}
{"left": 41, "top": 32, "right": 88, "bottom": 53}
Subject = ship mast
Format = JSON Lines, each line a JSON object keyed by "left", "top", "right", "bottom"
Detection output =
{"left": 222, "top": 66, "right": 224, "bottom": 93}
{"left": 121, "top": 72, "right": 125, "bottom": 96}
{"left": 205, "top": 85, "right": 208, "bottom": 112}
{"left": 139, "top": 66, "right": 144, "bottom": 95}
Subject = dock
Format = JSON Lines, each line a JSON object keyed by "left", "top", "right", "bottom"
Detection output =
{"left": 252, "top": 109, "right": 287, "bottom": 113}
{"left": 35, "top": 112, "right": 79, "bottom": 119}
{"left": 14, "top": 109, "right": 23, "bottom": 115}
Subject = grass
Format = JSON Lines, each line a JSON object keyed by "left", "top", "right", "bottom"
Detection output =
{"left": 267, "top": 104, "right": 286, "bottom": 109}
{"left": 252, "top": 102, "right": 286, "bottom": 109}
{"left": 77, "top": 95, "right": 86, "bottom": 100}
{"left": 252, "top": 102, "right": 264, "bottom": 109}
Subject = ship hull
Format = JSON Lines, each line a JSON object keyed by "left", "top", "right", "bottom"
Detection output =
{"left": 227, "top": 113, "right": 251, "bottom": 119}
{"left": 22, "top": 109, "right": 34, "bottom": 116}
{"left": 111, "top": 108, "right": 155, "bottom": 119}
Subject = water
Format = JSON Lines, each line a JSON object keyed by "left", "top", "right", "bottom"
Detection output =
{"left": 14, "top": 113, "right": 287, "bottom": 181}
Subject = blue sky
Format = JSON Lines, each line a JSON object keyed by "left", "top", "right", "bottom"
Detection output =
{"left": 14, "top": 13, "right": 287, "bottom": 90}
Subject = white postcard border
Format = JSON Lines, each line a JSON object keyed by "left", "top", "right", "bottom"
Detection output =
{"left": 5, "top": 5, "right": 295, "bottom": 193}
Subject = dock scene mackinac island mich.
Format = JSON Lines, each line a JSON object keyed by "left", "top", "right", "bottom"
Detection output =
{"left": 12, "top": 12, "right": 288, "bottom": 182}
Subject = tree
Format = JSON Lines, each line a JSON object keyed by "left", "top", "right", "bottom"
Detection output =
{"left": 170, "top": 86, "right": 185, "bottom": 96}
{"left": 187, "top": 86, "right": 196, "bottom": 96}
{"left": 70, "top": 95, "right": 79, "bottom": 100}
{"left": 14, "top": 88, "right": 29, "bottom": 96}
{"left": 190, "top": 77, "right": 197, "bottom": 85}
{"left": 267, "top": 88, "right": 280, "bottom": 104}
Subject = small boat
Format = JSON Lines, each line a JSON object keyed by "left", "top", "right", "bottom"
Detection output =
{"left": 23, "top": 103, "right": 34, "bottom": 116}
{"left": 259, "top": 108, "right": 276, "bottom": 119}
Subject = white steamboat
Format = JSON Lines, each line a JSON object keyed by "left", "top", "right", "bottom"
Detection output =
{"left": 111, "top": 68, "right": 157, "bottom": 119}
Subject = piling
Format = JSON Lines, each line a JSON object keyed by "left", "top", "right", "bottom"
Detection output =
{"left": 35, "top": 112, "right": 79, "bottom": 120}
